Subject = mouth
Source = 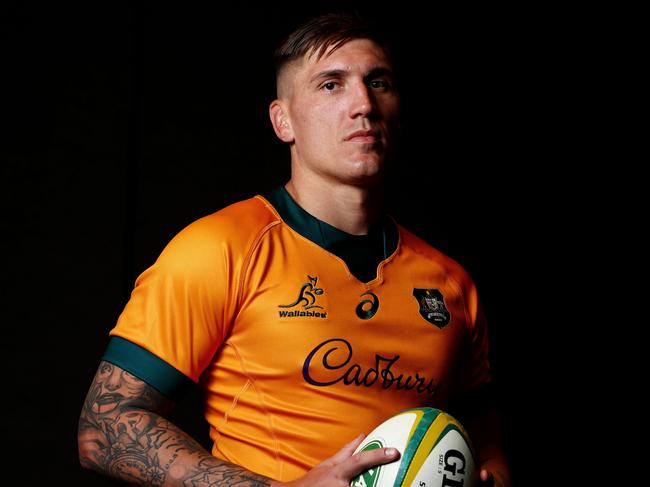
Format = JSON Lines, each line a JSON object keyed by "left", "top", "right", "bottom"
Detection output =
{"left": 345, "top": 129, "right": 381, "bottom": 144}
{"left": 96, "top": 393, "right": 124, "bottom": 406}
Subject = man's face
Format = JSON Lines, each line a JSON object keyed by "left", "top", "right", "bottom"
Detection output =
{"left": 280, "top": 38, "right": 400, "bottom": 186}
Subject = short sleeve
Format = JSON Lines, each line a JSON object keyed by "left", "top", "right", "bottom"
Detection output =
{"left": 109, "top": 214, "right": 241, "bottom": 385}
{"left": 459, "top": 289, "right": 491, "bottom": 393}
{"left": 448, "top": 281, "right": 494, "bottom": 419}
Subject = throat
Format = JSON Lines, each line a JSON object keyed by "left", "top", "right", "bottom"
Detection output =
{"left": 285, "top": 179, "right": 383, "bottom": 235}
{"left": 263, "top": 185, "right": 398, "bottom": 283}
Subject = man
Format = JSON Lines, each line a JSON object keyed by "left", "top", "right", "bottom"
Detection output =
{"left": 78, "top": 12, "right": 511, "bottom": 486}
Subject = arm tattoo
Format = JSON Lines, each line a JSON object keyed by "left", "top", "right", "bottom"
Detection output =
{"left": 79, "top": 361, "right": 271, "bottom": 486}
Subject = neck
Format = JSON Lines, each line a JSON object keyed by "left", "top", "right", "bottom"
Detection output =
{"left": 285, "top": 178, "right": 384, "bottom": 235}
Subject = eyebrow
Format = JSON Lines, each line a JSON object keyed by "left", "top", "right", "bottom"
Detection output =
{"left": 309, "top": 66, "right": 395, "bottom": 85}
{"left": 364, "top": 67, "right": 394, "bottom": 81}
{"left": 310, "top": 69, "right": 347, "bottom": 85}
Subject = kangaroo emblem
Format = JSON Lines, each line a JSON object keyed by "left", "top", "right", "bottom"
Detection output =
{"left": 279, "top": 275, "right": 324, "bottom": 309}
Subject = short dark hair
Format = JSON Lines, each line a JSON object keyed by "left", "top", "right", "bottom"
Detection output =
{"left": 273, "top": 12, "right": 391, "bottom": 76}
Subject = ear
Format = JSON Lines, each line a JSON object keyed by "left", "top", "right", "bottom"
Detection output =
{"left": 269, "top": 99, "right": 294, "bottom": 143}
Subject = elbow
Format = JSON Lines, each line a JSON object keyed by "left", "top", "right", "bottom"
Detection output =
{"left": 77, "top": 437, "right": 92, "bottom": 470}
{"left": 77, "top": 418, "right": 103, "bottom": 472}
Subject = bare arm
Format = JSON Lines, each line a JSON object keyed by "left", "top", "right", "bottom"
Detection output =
{"left": 78, "top": 361, "right": 397, "bottom": 486}
{"left": 464, "top": 406, "right": 512, "bottom": 487}
{"left": 78, "top": 360, "right": 273, "bottom": 486}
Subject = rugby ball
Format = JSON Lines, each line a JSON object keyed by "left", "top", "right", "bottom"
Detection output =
{"left": 350, "top": 407, "right": 477, "bottom": 487}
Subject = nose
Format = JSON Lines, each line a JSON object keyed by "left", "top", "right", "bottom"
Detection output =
{"left": 105, "top": 368, "right": 122, "bottom": 391}
{"left": 349, "top": 81, "right": 375, "bottom": 118}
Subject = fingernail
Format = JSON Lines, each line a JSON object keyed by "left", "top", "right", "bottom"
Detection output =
{"left": 385, "top": 448, "right": 398, "bottom": 456}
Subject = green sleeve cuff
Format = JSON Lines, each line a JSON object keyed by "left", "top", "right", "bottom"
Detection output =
{"left": 102, "top": 336, "right": 193, "bottom": 400}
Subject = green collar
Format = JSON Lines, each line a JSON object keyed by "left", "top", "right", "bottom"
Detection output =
{"left": 263, "top": 186, "right": 398, "bottom": 282}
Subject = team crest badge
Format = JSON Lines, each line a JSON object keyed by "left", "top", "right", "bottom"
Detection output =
{"left": 412, "top": 288, "right": 451, "bottom": 328}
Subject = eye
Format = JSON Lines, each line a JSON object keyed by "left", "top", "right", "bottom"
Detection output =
{"left": 369, "top": 79, "right": 391, "bottom": 91}
{"left": 122, "top": 370, "right": 142, "bottom": 383}
{"left": 322, "top": 81, "right": 339, "bottom": 91}
{"left": 99, "top": 363, "right": 113, "bottom": 375}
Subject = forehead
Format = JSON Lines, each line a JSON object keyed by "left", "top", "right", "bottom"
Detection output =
{"left": 299, "top": 38, "right": 393, "bottom": 78}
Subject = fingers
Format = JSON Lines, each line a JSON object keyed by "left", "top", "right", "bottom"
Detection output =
{"left": 479, "top": 468, "right": 495, "bottom": 486}
{"left": 302, "top": 436, "right": 401, "bottom": 486}
{"left": 326, "top": 433, "right": 366, "bottom": 465}
{"left": 337, "top": 445, "right": 400, "bottom": 480}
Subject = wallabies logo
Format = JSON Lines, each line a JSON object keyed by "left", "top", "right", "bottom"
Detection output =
{"left": 280, "top": 275, "right": 324, "bottom": 309}
{"left": 278, "top": 276, "right": 327, "bottom": 318}
{"left": 412, "top": 288, "right": 451, "bottom": 328}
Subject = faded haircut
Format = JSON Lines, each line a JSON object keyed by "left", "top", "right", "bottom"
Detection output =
{"left": 273, "top": 12, "right": 393, "bottom": 78}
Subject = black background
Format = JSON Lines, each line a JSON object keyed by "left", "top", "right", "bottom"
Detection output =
{"left": 2, "top": 1, "right": 601, "bottom": 485}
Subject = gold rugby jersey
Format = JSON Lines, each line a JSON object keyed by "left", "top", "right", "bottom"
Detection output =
{"left": 105, "top": 187, "right": 490, "bottom": 481}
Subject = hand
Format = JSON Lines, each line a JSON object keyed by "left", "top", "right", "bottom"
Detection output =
{"left": 479, "top": 468, "right": 495, "bottom": 486}
{"left": 479, "top": 467, "right": 510, "bottom": 487}
{"left": 276, "top": 434, "right": 400, "bottom": 487}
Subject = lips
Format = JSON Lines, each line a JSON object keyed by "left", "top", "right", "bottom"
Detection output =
{"left": 345, "top": 129, "right": 380, "bottom": 142}
{"left": 96, "top": 393, "right": 124, "bottom": 406}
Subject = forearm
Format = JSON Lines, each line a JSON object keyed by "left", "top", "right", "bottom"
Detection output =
{"left": 78, "top": 362, "right": 402, "bottom": 487}
{"left": 79, "top": 407, "right": 272, "bottom": 486}
{"left": 78, "top": 360, "right": 273, "bottom": 486}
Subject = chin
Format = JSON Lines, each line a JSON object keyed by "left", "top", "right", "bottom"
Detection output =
{"left": 343, "top": 164, "right": 385, "bottom": 187}
{"left": 352, "top": 154, "right": 384, "bottom": 174}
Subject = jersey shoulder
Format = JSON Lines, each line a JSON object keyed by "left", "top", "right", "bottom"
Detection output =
{"left": 157, "top": 195, "right": 281, "bottom": 268}
{"left": 396, "top": 223, "right": 476, "bottom": 290}
{"left": 396, "top": 223, "right": 484, "bottom": 330}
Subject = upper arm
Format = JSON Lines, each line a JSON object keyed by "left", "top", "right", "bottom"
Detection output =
{"left": 81, "top": 360, "right": 173, "bottom": 416}
{"left": 78, "top": 360, "right": 173, "bottom": 467}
